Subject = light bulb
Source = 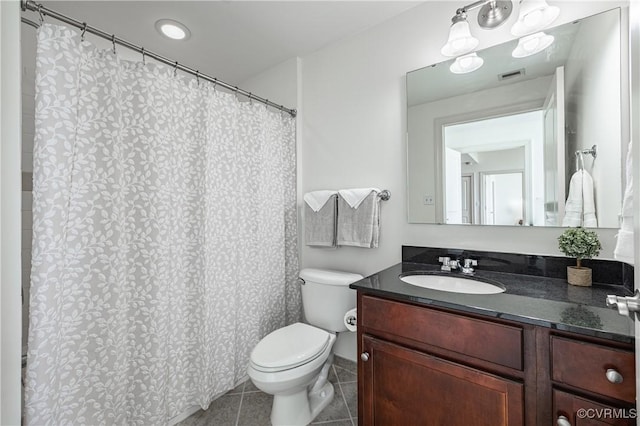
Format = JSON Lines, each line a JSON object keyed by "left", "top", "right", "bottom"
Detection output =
{"left": 155, "top": 19, "right": 191, "bottom": 41}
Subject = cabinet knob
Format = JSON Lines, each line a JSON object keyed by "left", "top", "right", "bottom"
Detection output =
{"left": 360, "top": 352, "right": 370, "bottom": 362}
{"left": 557, "top": 415, "right": 571, "bottom": 426}
{"left": 606, "top": 368, "right": 623, "bottom": 384}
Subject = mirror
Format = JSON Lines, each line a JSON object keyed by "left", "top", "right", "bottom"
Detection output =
{"left": 407, "top": 8, "right": 628, "bottom": 228}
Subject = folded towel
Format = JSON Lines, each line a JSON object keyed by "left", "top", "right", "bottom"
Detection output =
{"left": 562, "top": 171, "right": 584, "bottom": 227}
{"left": 305, "top": 194, "right": 337, "bottom": 247}
{"left": 338, "top": 188, "right": 380, "bottom": 209}
{"left": 337, "top": 191, "right": 380, "bottom": 248}
{"left": 615, "top": 141, "right": 633, "bottom": 264}
{"left": 561, "top": 170, "right": 598, "bottom": 227}
{"left": 304, "top": 190, "right": 337, "bottom": 212}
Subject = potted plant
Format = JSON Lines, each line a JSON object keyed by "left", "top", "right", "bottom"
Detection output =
{"left": 557, "top": 227, "right": 602, "bottom": 286}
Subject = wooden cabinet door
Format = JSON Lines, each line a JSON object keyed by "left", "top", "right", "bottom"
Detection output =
{"left": 360, "top": 335, "right": 524, "bottom": 425}
{"left": 553, "top": 389, "right": 636, "bottom": 426}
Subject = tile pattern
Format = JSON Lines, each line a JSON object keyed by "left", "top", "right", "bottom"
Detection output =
{"left": 178, "top": 357, "right": 357, "bottom": 426}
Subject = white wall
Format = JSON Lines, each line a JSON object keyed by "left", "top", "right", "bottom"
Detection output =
{"left": 564, "top": 9, "right": 622, "bottom": 228}
{"left": 300, "top": 1, "right": 626, "bottom": 281}
{"left": 1, "top": 1, "right": 23, "bottom": 423}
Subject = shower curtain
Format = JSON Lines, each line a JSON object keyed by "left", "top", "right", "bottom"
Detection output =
{"left": 25, "top": 24, "right": 300, "bottom": 425}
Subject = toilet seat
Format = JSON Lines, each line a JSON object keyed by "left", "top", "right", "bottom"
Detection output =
{"left": 250, "top": 323, "right": 331, "bottom": 373}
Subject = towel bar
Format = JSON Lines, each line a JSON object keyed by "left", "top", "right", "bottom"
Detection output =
{"left": 574, "top": 145, "right": 597, "bottom": 171}
{"left": 378, "top": 190, "right": 391, "bottom": 201}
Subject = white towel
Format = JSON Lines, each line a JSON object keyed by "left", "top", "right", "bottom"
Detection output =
{"left": 337, "top": 191, "right": 380, "bottom": 248}
{"left": 582, "top": 171, "right": 597, "bottom": 227}
{"left": 614, "top": 141, "right": 634, "bottom": 265}
{"left": 562, "top": 171, "right": 584, "bottom": 227}
{"left": 561, "top": 170, "right": 598, "bottom": 227}
{"left": 338, "top": 188, "right": 380, "bottom": 209}
{"left": 304, "top": 190, "right": 337, "bottom": 212}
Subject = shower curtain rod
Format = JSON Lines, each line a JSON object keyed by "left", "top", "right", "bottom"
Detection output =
{"left": 21, "top": 0, "right": 297, "bottom": 117}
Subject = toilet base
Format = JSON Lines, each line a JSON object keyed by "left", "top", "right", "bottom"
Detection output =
{"left": 309, "top": 381, "right": 335, "bottom": 420}
{"left": 270, "top": 382, "right": 334, "bottom": 426}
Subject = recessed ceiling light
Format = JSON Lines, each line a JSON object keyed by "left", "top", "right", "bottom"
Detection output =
{"left": 155, "top": 19, "right": 191, "bottom": 41}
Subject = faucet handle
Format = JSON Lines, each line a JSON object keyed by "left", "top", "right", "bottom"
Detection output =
{"left": 463, "top": 259, "right": 478, "bottom": 268}
{"left": 438, "top": 256, "right": 452, "bottom": 271}
{"left": 462, "top": 259, "right": 477, "bottom": 274}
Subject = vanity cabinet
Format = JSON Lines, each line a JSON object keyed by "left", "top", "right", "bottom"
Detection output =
{"left": 357, "top": 293, "right": 635, "bottom": 426}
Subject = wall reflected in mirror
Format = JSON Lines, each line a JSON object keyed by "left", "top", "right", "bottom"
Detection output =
{"left": 407, "top": 7, "right": 628, "bottom": 228}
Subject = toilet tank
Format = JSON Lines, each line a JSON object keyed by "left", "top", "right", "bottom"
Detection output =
{"left": 299, "top": 268, "right": 363, "bottom": 333}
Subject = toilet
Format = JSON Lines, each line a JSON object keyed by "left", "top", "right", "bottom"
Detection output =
{"left": 247, "top": 268, "right": 363, "bottom": 426}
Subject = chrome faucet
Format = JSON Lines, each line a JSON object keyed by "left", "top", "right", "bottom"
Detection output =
{"left": 461, "top": 259, "right": 478, "bottom": 274}
{"left": 438, "top": 256, "right": 460, "bottom": 272}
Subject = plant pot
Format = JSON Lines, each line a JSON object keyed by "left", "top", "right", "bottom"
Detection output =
{"left": 567, "top": 266, "right": 592, "bottom": 287}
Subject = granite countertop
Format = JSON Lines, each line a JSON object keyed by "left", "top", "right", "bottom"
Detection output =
{"left": 350, "top": 262, "right": 635, "bottom": 344}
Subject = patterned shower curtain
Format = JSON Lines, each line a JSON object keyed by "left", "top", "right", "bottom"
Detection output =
{"left": 25, "top": 24, "right": 300, "bottom": 425}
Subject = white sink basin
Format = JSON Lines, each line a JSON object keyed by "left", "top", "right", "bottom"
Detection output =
{"left": 399, "top": 274, "right": 506, "bottom": 295}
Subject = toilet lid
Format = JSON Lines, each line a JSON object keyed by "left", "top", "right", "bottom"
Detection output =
{"left": 250, "top": 323, "right": 331, "bottom": 371}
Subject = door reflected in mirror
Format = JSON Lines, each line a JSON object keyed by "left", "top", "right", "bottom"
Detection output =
{"left": 407, "top": 7, "right": 627, "bottom": 228}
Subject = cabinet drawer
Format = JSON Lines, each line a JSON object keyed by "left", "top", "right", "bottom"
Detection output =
{"left": 360, "top": 295, "right": 523, "bottom": 370}
{"left": 552, "top": 336, "right": 635, "bottom": 403}
{"left": 553, "top": 388, "right": 635, "bottom": 426}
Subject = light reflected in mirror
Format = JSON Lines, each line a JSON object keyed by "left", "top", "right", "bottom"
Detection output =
{"left": 407, "top": 8, "right": 627, "bottom": 228}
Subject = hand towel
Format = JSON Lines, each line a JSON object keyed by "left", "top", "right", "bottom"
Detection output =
{"left": 304, "top": 190, "right": 337, "bottom": 212}
{"left": 561, "top": 171, "right": 584, "bottom": 227}
{"left": 581, "top": 171, "right": 598, "bottom": 227}
{"left": 561, "top": 170, "right": 598, "bottom": 227}
{"left": 614, "top": 141, "right": 634, "bottom": 265}
{"left": 338, "top": 188, "right": 380, "bottom": 209}
{"left": 337, "top": 190, "right": 380, "bottom": 248}
{"left": 305, "top": 193, "right": 337, "bottom": 247}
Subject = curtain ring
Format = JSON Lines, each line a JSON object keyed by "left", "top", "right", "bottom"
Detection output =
{"left": 248, "top": 92, "right": 253, "bottom": 104}
{"left": 265, "top": 99, "right": 269, "bottom": 111}
{"left": 80, "top": 23, "right": 87, "bottom": 41}
{"left": 141, "top": 47, "right": 146, "bottom": 65}
{"left": 212, "top": 78, "right": 218, "bottom": 92}
{"left": 174, "top": 61, "right": 178, "bottom": 77}
{"left": 37, "top": 4, "right": 44, "bottom": 24}
{"left": 111, "top": 34, "right": 116, "bottom": 54}
{"left": 196, "top": 70, "right": 200, "bottom": 86}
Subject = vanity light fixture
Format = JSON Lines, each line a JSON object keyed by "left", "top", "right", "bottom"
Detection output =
{"left": 155, "top": 19, "right": 191, "bottom": 40}
{"left": 512, "top": 32, "right": 554, "bottom": 58}
{"left": 441, "top": 0, "right": 560, "bottom": 67}
{"left": 449, "top": 52, "right": 484, "bottom": 74}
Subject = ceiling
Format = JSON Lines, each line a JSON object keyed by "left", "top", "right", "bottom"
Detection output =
{"left": 22, "top": 1, "right": 422, "bottom": 85}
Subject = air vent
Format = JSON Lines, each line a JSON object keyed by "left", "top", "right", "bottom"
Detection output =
{"left": 498, "top": 69, "right": 525, "bottom": 81}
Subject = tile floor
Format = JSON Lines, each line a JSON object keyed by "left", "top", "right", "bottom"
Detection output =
{"left": 178, "top": 356, "right": 357, "bottom": 426}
